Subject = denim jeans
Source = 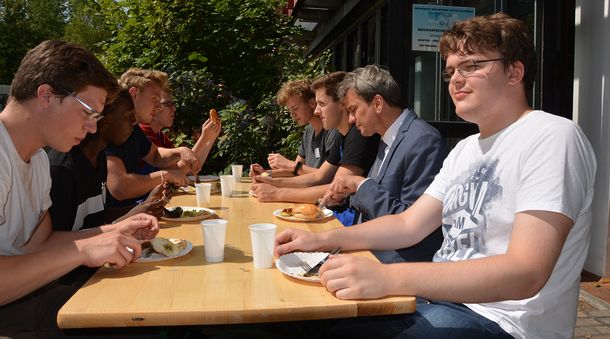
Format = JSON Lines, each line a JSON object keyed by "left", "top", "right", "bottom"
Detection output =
{"left": 327, "top": 299, "right": 513, "bottom": 339}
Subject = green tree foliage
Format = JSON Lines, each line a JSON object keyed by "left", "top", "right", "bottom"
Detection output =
{"left": 0, "top": 0, "right": 331, "bottom": 174}
{"left": 98, "top": 0, "right": 331, "bottom": 173}
{"left": 0, "top": 0, "right": 67, "bottom": 84}
{"left": 63, "top": 0, "right": 110, "bottom": 54}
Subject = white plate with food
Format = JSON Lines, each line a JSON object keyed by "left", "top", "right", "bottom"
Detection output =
{"left": 273, "top": 204, "right": 333, "bottom": 222}
{"left": 275, "top": 252, "right": 330, "bottom": 282}
{"left": 161, "top": 206, "right": 216, "bottom": 222}
{"left": 137, "top": 238, "right": 193, "bottom": 263}
{"left": 187, "top": 175, "right": 219, "bottom": 183}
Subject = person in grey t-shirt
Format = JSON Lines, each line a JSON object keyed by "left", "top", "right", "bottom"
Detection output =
{"left": 250, "top": 79, "right": 339, "bottom": 177}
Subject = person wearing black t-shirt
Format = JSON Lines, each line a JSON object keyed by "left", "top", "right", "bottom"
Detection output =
{"left": 251, "top": 72, "right": 379, "bottom": 210}
{"left": 48, "top": 88, "right": 169, "bottom": 233}
{"left": 106, "top": 69, "right": 199, "bottom": 208}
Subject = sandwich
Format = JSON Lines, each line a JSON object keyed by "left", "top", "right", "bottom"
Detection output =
{"left": 281, "top": 204, "right": 321, "bottom": 220}
{"left": 151, "top": 237, "right": 188, "bottom": 257}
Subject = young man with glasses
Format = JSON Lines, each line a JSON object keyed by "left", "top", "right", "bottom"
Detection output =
{"left": 275, "top": 13, "right": 596, "bottom": 338}
{"left": 105, "top": 68, "right": 201, "bottom": 208}
{"left": 0, "top": 40, "right": 160, "bottom": 336}
{"left": 138, "top": 89, "right": 221, "bottom": 175}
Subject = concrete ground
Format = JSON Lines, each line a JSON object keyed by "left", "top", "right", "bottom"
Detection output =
{"left": 576, "top": 273, "right": 610, "bottom": 338}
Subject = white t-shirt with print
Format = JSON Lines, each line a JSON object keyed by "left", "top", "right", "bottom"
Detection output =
{"left": 0, "top": 120, "right": 52, "bottom": 255}
{"left": 425, "top": 111, "right": 596, "bottom": 339}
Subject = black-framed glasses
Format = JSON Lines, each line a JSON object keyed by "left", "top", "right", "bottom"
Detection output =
{"left": 442, "top": 58, "right": 505, "bottom": 82}
{"left": 62, "top": 88, "right": 104, "bottom": 122}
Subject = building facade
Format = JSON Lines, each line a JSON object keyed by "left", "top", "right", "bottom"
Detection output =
{"left": 288, "top": 0, "right": 610, "bottom": 278}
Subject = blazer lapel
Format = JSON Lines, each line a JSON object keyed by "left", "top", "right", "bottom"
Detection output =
{"left": 375, "top": 110, "right": 417, "bottom": 181}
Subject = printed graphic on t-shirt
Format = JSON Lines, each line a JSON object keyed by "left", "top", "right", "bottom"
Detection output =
{"left": 436, "top": 159, "right": 502, "bottom": 261}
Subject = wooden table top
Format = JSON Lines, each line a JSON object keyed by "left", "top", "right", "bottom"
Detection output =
{"left": 57, "top": 181, "right": 415, "bottom": 329}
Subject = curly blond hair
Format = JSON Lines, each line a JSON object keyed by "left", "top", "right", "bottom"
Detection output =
{"left": 276, "top": 79, "right": 315, "bottom": 106}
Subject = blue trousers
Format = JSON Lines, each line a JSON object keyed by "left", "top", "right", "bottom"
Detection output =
{"left": 327, "top": 299, "right": 512, "bottom": 339}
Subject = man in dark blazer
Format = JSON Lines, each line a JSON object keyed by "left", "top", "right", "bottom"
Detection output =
{"left": 321, "top": 65, "right": 448, "bottom": 263}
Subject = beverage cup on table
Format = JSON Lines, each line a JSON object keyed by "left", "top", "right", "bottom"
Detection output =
{"left": 219, "top": 175, "right": 235, "bottom": 197}
{"left": 195, "top": 183, "right": 212, "bottom": 207}
{"left": 201, "top": 219, "right": 228, "bottom": 263}
{"left": 231, "top": 164, "right": 243, "bottom": 179}
{"left": 248, "top": 223, "right": 277, "bottom": 268}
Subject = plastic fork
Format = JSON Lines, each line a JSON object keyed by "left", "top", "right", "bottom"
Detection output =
{"left": 301, "top": 248, "right": 341, "bottom": 277}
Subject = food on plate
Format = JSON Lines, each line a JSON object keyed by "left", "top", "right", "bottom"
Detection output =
{"left": 179, "top": 186, "right": 196, "bottom": 193}
{"left": 163, "top": 207, "right": 212, "bottom": 219}
{"left": 180, "top": 209, "right": 212, "bottom": 218}
{"left": 280, "top": 204, "right": 321, "bottom": 220}
{"left": 210, "top": 108, "right": 220, "bottom": 123}
{"left": 163, "top": 206, "right": 183, "bottom": 218}
{"left": 151, "top": 237, "right": 188, "bottom": 257}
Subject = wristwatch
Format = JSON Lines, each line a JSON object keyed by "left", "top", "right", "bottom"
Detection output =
{"left": 292, "top": 161, "right": 303, "bottom": 176}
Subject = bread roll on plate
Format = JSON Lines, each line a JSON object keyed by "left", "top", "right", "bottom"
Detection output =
{"left": 151, "top": 237, "right": 188, "bottom": 257}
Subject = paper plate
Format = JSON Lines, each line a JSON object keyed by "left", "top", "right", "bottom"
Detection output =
{"left": 161, "top": 206, "right": 216, "bottom": 222}
{"left": 275, "top": 252, "right": 330, "bottom": 282}
{"left": 272, "top": 208, "right": 333, "bottom": 222}
{"left": 136, "top": 240, "right": 193, "bottom": 263}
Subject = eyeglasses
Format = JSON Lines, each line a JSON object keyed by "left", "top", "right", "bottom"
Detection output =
{"left": 442, "top": 58, "right": 505, "bottom": 82}
{"left": 62, "top": 88, "right": 104, "bottom": 122}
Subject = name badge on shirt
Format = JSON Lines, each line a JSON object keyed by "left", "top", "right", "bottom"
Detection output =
{"left": 314, "top": 148, "right": 321, "bottom": 158}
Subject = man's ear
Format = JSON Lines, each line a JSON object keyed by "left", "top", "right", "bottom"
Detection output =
{"left": 507, "top": 61, "right": 525, "bottom": 85}
{"left": 128, "top": 86, "right": 138, "bottom": 98}
{"left": 36, "top": 84, "right": 54, "bottom": 107}
{"left": 308, "top": 98, "right": 317, "bottom": 110}
{"left": 373, "top": 94, "right": 384, "bottom": 114}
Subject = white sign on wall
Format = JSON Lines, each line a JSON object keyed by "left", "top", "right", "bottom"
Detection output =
{"left": 412, "top": 4, "right": 475, "bottom": 52}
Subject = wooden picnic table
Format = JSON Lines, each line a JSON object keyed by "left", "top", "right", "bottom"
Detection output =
{"left": 57, "top": 180, "right": 415, "bottom": 329}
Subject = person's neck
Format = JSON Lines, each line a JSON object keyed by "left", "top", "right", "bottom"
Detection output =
{"left": 308, "top": 115, "right": 324, "bottom": 134}
{"left": 0, "top": 101, "right": 45, "bottom": 162}
{"left": 149, "top": 121, "right": 163, "bottom": 134}
{"left": 478, "top": 100, "right": 532, "bottom": 138}
{"left": 377, "top": 107, "right": 403, "bottom": 137}
{"left": 79, "top": 136, "right": 107, "bottom": 168}
{"left": 337, "top": 118, "right": 351, "bottom": 136}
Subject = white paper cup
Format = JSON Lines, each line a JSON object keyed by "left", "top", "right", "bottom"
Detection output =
{"left": 201, "top": 219, "right": 227, "bottom": 263}
{"left": 231, "top": 164, "right": 243, "bottom": 179}
{"left": 249, "top": 223, "right": 277, "bottom": 268}
{"left": 195, "top": 183, "right": 212, "bottom": 207}
{"left": 219, "top": 175, "right": 235, "bottom": 197}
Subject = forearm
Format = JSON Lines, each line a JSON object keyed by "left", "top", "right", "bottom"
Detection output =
{"left": 275, "top": 185, "right": 329, "bottom": 203}
{"left": 0, "top": 239, "right": 85, "bottom": 305}
{"left": 385, "top": 255, "right": 542, "bottom": 303}
{"left": 192, "top": 137, "right": 214, "bottom": 165}
{"left": 300, "top": 164, "right": 316, "bottom": 175}
{"left": 151, "top": 147, "right": 180, "bottom": 168}
{"left": 321, "top": 213, "right": 417, "bottom": 251}
{"left": 107, "top": 172, "right": 163, "bottom": 201}
{"left": 271, "top": 171, "right": 329, "bottom": 188}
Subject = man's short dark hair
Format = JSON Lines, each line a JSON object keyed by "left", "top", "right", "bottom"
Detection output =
{"left": 311, "top": 72, "right": 347, "bottom": 102}
{"left": 439, "top": 13, "right": 536, "bottom": 100}
{"left": 10, "top": 40, "right": 119, "bottom": 102}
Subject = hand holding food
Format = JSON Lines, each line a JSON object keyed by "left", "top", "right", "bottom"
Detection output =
{"left": 210, "top": 108, "right": 220, "bottom": 123}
